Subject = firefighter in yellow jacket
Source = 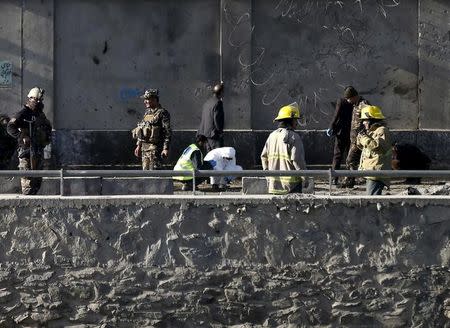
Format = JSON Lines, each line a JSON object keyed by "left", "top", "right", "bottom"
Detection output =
{"left": 132, "top": 89, "right": 171, "bottom": 170}
{"left": 260, "top": 102, "right": 307, "bottom": 194}
{"left": 357, "top": 105, "right": 392, "bottom": 195}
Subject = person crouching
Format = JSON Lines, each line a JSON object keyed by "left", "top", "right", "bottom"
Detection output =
{"left": 173, "top": 135, "right": 212, "bottom": 191}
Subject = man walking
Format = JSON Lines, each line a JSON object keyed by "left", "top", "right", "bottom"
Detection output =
{"left": 132, "top": 89, "right": 171, "bottom": 170}
{"left": 7, "top": 87, "right": 52, "bottom": 195}
{"left": 261, "top": 102, "right": 306, "bottom": 194}
{"left": 341, "top": 86, "right": 369, "bottom": 188}
{"left": 197, "top": 82, "right": 224, "bottom": 153}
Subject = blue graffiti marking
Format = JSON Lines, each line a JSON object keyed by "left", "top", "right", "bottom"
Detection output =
{"left": 119, "top": 87, "right": 145, "bottom": 102}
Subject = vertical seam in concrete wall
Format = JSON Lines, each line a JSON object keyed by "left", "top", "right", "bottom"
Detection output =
{"left": 417, "top": 0, "right": 421, "bottom": 130}
{"left": 219, "top": 0, "right": 223, "bottom": 83}
{"left": 52, "top": 0, "right": 56, "bottom": 127}
{"left": 250, "top": 0, "right": 254, "bottom": 131}
{"left": 20, "top": 0, "right": 24, "bottom": 103}
{"left": 415, "top": 0, "right": 420, "bottom": 155}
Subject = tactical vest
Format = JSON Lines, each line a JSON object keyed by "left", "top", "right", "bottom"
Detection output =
{"left": 173, "top": 144, "right": 201, "bottom": 181}
{"left": 132, "top": 108, "right": 164, "bottom": 144}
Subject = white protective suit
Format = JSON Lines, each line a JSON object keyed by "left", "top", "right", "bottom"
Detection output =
{"left": 204, "top": 147, "right": 242, "bottom": 185}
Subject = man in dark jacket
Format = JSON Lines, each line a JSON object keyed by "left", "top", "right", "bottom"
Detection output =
{"left": 7, "top": 87, "right": 52, "bottom": 195}
{"left": 0, "top": 114, "right": 17, "bottom": 169}
{"left": 326, "top": 95, "right": 354, "bottom": 184}
{"left": 197, "top": 82, "right": 224, "bottom": 153}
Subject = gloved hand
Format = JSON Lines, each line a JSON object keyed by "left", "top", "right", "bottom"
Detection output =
{"left": 326, "top": 128, "right": 333, "bottom": 137}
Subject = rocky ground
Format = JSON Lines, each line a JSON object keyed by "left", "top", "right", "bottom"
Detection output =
{"left": 174, "top": 178, "right": 450, "bottom": 197}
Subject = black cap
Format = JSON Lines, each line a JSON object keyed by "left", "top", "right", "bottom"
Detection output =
{"left": 344, "top": 86, "right": 358, "bottom": 99}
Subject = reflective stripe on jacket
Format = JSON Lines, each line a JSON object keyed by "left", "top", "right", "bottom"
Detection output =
{"left": 173, "top": 144, "right": 202, "bottom": 181}
{"left": 260, "top": 128, "right": 306, "bottom": 194}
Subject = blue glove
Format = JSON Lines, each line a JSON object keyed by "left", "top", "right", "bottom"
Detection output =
{"left": 326, "top": 128, "right": 333, "bottom": 137}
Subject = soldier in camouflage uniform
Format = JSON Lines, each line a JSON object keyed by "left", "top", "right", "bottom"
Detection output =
{"left": 341, "top": 86, "right": 370, "bottom": 188}
{"left": 7, "top": 87, "right": 52, "bottom": 195}
{"left": 132, "top": 89, "right": 171, "bottom": 170}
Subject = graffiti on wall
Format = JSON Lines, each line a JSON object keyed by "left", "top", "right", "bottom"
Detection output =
{"left": 0, "top": 61, "right": 12, "bottom": 87}
{"left": 119, "top": 87, "right": 145, "bottom": 102}
{"left": 224, "top": 0, "right": 401, "bottom": 127}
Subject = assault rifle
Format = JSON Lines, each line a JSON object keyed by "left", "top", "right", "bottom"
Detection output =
{"left": 23, "top": 117, "right": 36, "bottom": 170}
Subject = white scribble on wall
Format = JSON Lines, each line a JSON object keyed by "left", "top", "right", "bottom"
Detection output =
{"left": 224, "top": 0, "right": 400, "bottom": 127}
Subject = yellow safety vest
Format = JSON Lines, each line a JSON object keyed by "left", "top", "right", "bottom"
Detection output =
{"left": 173, "top": 144, "right": 201, "bottom": 181}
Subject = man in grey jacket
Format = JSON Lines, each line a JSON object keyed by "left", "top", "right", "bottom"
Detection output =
{"left": 197, "top": 83, "right": 224, "bottom": 153}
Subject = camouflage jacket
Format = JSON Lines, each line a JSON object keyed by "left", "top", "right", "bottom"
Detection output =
{"left": 350, "top": 97, "right": 369, "bottom": 142}
{"left": 133, "top": 106, "right": 171, "bottom": 150}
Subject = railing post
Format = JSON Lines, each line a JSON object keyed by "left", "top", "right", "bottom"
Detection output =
{"left": 60, "top": 169, "right": 65, "bottom": 196}
{"left": 328, "top": 168, "right": 333, "bottom": 196}
{"left": 192, "top": 171, "right": 196, "bottom": 194}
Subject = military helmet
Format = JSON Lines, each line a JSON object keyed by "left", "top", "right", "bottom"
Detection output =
{"left": 361, "top": 105, "right": 385, "bottom": 120}
{"left": 274, "top": 102, "right": 300, "bottom": 121}
{"left": 141, "top": 88, "right": 159, "bottom": 99}
{"left": 27, "top": 87, "right": 45, "bottom": 100}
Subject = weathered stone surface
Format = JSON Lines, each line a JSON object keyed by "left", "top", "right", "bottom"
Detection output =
{"left": 0, "top": 196, "right": 448, "bottom": 326}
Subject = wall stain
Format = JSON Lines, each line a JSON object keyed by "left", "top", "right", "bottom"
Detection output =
{"left": 92, "top": 56, "right": 100, "bottom": 65}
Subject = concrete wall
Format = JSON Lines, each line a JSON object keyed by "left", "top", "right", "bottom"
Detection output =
{"left": 0, "top": 0, "right": 449, "bottom": 167}
{"left": 54, "top": 0, "right": 220, "bottom": 130}
{"left": 0, "top": 0, "right": 54, "bottom": 122}
{"left": 249, "top": 1, "right": 419, "bottom": 130}
{"left": 0, "top": 196, "right": 449, "bottom": 326}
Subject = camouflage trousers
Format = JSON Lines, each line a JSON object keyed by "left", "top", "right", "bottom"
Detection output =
{"left": 346, "top": 143, "right": 362, "bottom": 171}
{"left": 19, "top": 154, "right": 43, "bottom": 195}
{"left": 341, "top": 142, "right": 362, "bottom": 187}
{"left": 141, "top": 143, "right": 162, "bottom": 170}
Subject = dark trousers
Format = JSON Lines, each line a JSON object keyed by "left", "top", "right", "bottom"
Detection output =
{"left": 289, "top": 183, "right": 302, "bottom": 194}
{"left": 205, "top": 137, "right": 224, "bottom": 153}
{"left": 366, "top": 179, "right": 385, "bottom": 195}
{"left": 332, "top": 136, "right": 350, "bottom": 171}
{"left": 181, "top": 161, "right": 213, "bottom": 188}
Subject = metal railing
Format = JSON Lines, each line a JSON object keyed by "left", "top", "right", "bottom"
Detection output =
{"left": 0, "top": 169, "right": 449, "bottom": 196}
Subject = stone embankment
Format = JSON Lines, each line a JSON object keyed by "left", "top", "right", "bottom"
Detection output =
{"left": 0, "top": 196, "right": 449, "bottom": 327}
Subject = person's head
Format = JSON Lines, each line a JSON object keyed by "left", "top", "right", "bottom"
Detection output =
{"left": 274, "top": 102, "right": 300, "bottom": 128}
{"left": 0, "top": 114, "right": 9, "bottom": 126}
{"left": 26, "top": 87, "right": 44, "bottom": 111}
{"left": 344, "top": 86, "right": 359, "bottom": 105}
{"left": 213, "top": 82, "right": 224, "bottom": 99}
{"left": 141, "top": 88, "right": 159, "bottom": 108}
{"left": 360, "top": 105, "right": 385, "bottom": 130}
{"left": 221, "top": 147, "right": 235, "bottom": 161}
{"left": 196, "top": 134, "right": 207, "bottom": 148}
